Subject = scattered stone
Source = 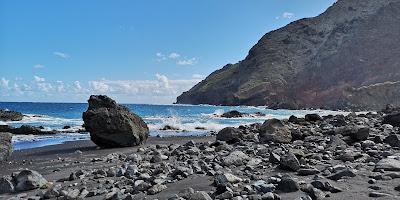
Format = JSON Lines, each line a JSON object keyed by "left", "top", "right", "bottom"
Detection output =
{"left": 259, "top": 118, "right": 292, "bottom": 143}
{"left": 375, "top": 158, "right": 400, "bottom": 172}
{"left": 350, "top": 126, "right": 369, "bottom": 141}
{"left": 188, "top": 191, "right": 212, "bottom": 200}
{"left": 252, "top": 180, "right": 275, "bottom": 193}
{"left": 214, "top": 173, "right": 242, "bottom": 187}
{"left": 216, "top": 127, "right": 242, "bottom": 144}
{"left": 383, "top": 134, "right": 400, "bottom": 147}
{"left": 222, "top": 150, "right": 249, "bottom": 166}
{"left": 277, "top": 176, "right": 299, "bottom": 192}
{"left": 14, "top": 170, "right": 48, "bottom": 192}
{"left": 305, "top": 114, "right": 322, "bottom": 122}
{"left": 0, "top": 176, "right": 15, "bottom": 194}
{"left": 327, "top": 169, "right": 357, "bottom": 181}
{"left": 280, "top": 153, "right": 300, "bottom": 171}
{"left": 147, "top": 184, "right": 167, "bottom": 195}
{"left": 160, "top": 125, "right": 180, "bottom": 131}
{"left": 298, "top": 168, "right": 320, "bottom": 176}
{"left": 382, "top": 112, "right": 400, "bottom": 127}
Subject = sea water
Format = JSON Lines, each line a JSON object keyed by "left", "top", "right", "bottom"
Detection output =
{"left": 0, "top": 102, "right": 349, "bottom": 150}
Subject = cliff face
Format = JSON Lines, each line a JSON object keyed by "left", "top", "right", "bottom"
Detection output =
{"left": 177, "top": 0, "right": 400, "bottom": 110}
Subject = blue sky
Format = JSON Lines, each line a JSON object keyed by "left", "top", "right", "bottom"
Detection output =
{"left": 0, "top": 0, "right": 336, "bottom": 103}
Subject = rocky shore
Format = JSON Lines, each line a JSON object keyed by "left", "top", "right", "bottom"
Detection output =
{"left": 1, "top": 105, "right": 400, "bottom": 199}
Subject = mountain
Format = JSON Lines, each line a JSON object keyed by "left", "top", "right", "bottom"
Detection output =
{"left": 177, "top": 0, "right": 400, "bottom": 110}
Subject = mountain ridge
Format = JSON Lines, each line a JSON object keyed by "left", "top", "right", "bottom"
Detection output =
{"left": 177, "top": 0, "right": 400, "bottom": 110}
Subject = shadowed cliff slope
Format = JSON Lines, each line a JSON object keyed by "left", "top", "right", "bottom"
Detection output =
{"left": 177, "top": 0, "right": 400, "bottom": 110}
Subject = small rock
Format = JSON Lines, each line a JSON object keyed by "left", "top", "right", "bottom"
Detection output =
{"left": 147, "top": 184, "right": 167, "bottom": 195}
{"left": 0, "top": 176, "right": 15, "bottom": 194}
{"left": 277, "top": 176, "right": 299, "bottom": 193}
{"left": 383, "top": 134, "right": 400, "bottom": 147}
{"left": 305, "top": 114, "right": 322, "bottom": 122}
{"left": 214, "top": 173, "right": 242, "bottom": 187}
{"left": 188, "top": 191, "right": 212, "bottom": 200}
{"left": 280, "top": 153, "right": 300, "bottom": 171}
{"left": 327, "top": 169, "right": 356, "bottom": 181}
{"left": 222, "top": 150, "right": 250, "bottom": 166}
{"left": 375, "top": 158, "right": 400, "bottom": 172}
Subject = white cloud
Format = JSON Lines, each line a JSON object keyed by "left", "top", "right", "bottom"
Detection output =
{"left": 156, "top": 52, "right": 167, "bottom": 62}
{"left": 282, "top": 12, "right": 295, "bottom": 19}
{"left": 56, "top": 81, "right": 65, "bottom": 93}
{"left": 33, "top": 76, "right": 52, "bottom": 92}
{"left": 53, "top": 51, "right": 70, "bottom": 59}
{"left": 0, "top": 74, "right": 201, "bottom": 104}
{"left": 157, "top": 52, "right": 197, "bottom": 66}
{"left": 0, "top": 78, "right": 10, "bottom": 89}
{"left": 89, "top": 81, "right": 110, "bottom": 93}
{"left": 87, "top": 74, "right": 200, "bottom": 103}
{"left": 168, "top": 53, "right": 180, "bottom": 59}
{"left": 33, "top": 64, "right": 45, "bottom": 69}
{"left": 73, "top": 81, "right": 82, "bottom": 92}
{"left": 177, "top": 58, "right": 197, "bottom": 66}
{"left": 155, "top": 74, "right": 171, "bottom": 89}
{"left": 34, "top": 75, "right": 45, "bottom": 82}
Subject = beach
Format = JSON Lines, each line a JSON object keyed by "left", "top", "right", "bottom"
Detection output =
{"left": 1, "top": 136, "right": 216, "bottom": 200}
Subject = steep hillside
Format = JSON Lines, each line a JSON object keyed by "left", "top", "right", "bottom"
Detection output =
{"left": 177, "top": 0, "right": 400, "bottom": 110}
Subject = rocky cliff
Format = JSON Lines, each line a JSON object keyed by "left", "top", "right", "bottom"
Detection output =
{"left": 177, "top": 0, "right": 400, "bottom": 110}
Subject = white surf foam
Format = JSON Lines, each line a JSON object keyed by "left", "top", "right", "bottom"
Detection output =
{"left": 6, "top": 114, "right": 83, "bottom": 127}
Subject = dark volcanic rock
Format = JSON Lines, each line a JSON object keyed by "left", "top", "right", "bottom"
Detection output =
{"left": 216, "top": 127, "right": 242, "bottom": 144}
{"left": 375, "top": 158, "right": 400, "bottom": 171}
{"left": 14, "top": 170, "right": 48, "bottom": 192}
{"left": 277, "top": 176, "right": 299, "bottom": 192}
{"left": 280, "top": 152, "right": 301, "bottom": 171}
{"left": 350, "top": 126, "right": 370, "bottom": 141}
{"left": 82, "top": 95, "right": 149, "bottom": 148}
{"left": 12, "top": 125, "right": 54, "bottom": 135}
{"left": 0, "top": 176, "right": 14, "bottom": 194}
{"left": 221, "top": 110, "right": 244, "bottom": 118}
{"left": 0, "top": 110, "right": 23, "bottom": 121}
{"left": 177, "top": 0, "right": 400, "bottom": 110}
{"left": 259, "top": 118, "right": 292, "bottom": 143}
{"left": 383, "top": 134, "right": 400, "bottom": 147}
{"left": 305, "top": 114, "right": 322, "bottom": 122}
{"left": 0, "top": 132, "right": 12, "bottom": 162}
{"left": 382, "top": 113, "right": 400, "bottom": 127}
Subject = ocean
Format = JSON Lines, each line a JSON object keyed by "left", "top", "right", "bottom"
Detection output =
{"left": 0, "top": 102, "right": 348, "bottom": 150}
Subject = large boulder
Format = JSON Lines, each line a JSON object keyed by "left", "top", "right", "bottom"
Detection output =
{"left": 14, "top": 170, "right": 48, "bottom": 192}
{"left": 383, "top": 134, "right": 400, "bottom": 147}
{"left": 0, "top": 109, "right": 23, "bottom": 121}
{"left": 216, "top": 127, "right": 242, "bottom": 144}
{"left": 259, "top": 118, "right": 292, "bottom": 143}
{"left": 374, "top": 158, "right": 400, "bottom": 172}
{"left": 382, "top": 113, "right": 400, "bottom": 127}
{"left": 82, "top": 95, "right": 149, "bottom": 148}
{"left": 0, "top": 132, "right": 12, "bottom": 162}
